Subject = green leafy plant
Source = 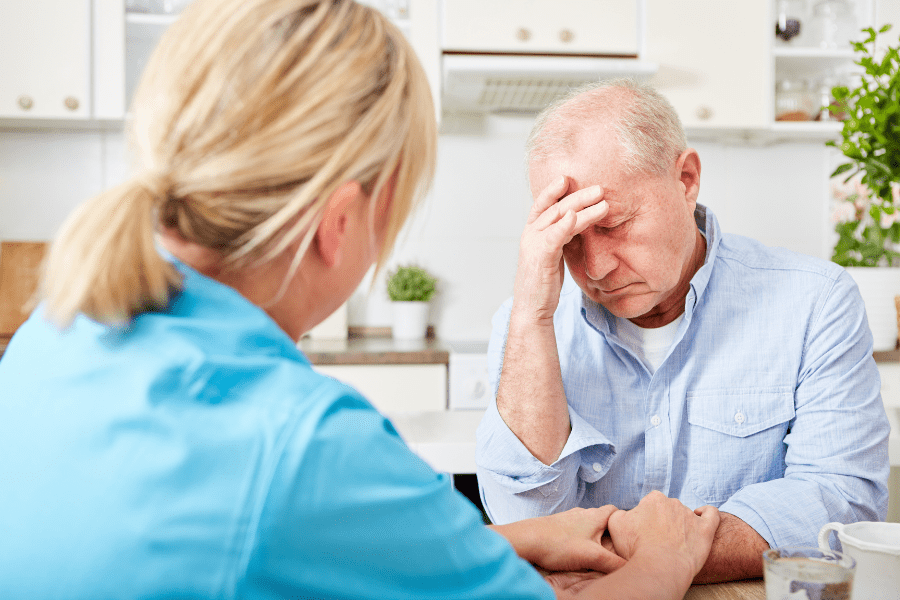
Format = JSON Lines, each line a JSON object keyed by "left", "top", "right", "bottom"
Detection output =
{"left": 386, "top": 265, "right": 437, "bottom": 302}
{"left": 827, "top": 24, "right": 900, "bottom": 267}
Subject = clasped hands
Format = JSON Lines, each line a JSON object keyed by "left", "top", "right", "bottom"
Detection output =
{"left": 496, "top": 491, "right": 720, "bottom": 592}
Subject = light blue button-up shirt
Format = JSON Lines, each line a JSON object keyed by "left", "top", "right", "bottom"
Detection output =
{"left": 476, "top": 205, "right": 890, "bottom": 550}
{"left": 0, "top": 261, "right": 552, "bottom": 600}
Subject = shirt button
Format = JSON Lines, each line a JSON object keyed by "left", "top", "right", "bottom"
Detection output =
{"left": 592, "top": 462, "right": 602, "bottom": 472}
{"left": 650, "top": 415, "right": 661, "bottom": 427}
{"left": 734, "top": 412, "right": 746, "bottom": 424}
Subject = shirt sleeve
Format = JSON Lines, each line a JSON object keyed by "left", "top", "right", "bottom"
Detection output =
{"left": 474, "top": 297, "right": 615, "bottom": 525}
{"left": 248, "top": 390, "right": 554, "bottom": 600}
{"left": 718, "top": 269, "right": 891, "bottom": 549}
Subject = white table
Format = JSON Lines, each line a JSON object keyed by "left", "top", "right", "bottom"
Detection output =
{"left": 387, "top": 410, "right": 484, "bottom": 474}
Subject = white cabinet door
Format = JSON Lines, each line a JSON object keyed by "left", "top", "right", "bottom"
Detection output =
{"left": 314, "top": 364, "right": 448, "bottom": 413}
{"left": 442, "top": 0, "right": 639, "bottom": 56}
{"left": 644, "top": 0, "right": 770, "bottom": 130}
{"left": 0, "top": 0, "right": 92, "bottom": 119}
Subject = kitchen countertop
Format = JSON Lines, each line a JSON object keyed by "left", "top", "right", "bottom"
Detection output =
{"left": 2, "top": 332, "right": 898, "bottom": 367}
{"left": 298, "top": 334, "right": 899, "bottom": 367}
{"left": 299, "top": 332, "right": 897, "bottom": 366}
{"left": 0, "top": 328, "right": 453, "bottom": 365}
{"left": 298, "top": 328, "right": 450, "bottom": 365}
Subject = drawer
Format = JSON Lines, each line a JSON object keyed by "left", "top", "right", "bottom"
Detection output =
{"left": 314, "top": 363, "right": 447, "bottom": 413}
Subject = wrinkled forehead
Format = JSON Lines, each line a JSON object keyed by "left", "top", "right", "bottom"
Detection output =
{"left": 528, "top": 134, "right": 629, "bottom": 199}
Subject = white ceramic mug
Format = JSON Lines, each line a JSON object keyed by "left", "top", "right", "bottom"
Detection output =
{"left": 818, "top": 521, "right": 900, "bottom": 600}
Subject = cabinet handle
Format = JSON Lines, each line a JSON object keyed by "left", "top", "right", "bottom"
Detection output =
{"left": 64, "top": 97, "right": 80, "bottom": 111}
{"left": 559, "top": 29, "right": 574, "bottom": 43}
{"left": 696, "top": 105, "right": 713, "bottom": 120}
{"left": 516, "top": 28, "right": 531, "bottom": 42}
{"left": 17, "top": 95, "right": 33, "bottom": 111}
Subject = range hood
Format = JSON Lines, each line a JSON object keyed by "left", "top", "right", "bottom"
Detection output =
{"left": 441, "top": 53, "right": 658, "bottom": 113}
{"left": 408, "top": 0, "right": 657, "bottom": 116}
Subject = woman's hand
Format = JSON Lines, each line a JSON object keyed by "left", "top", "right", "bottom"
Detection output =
{"left": 541, "top": 569, "right": 604, "bottom": 599}
{"left": 491, "top": 505, "right": 627, "bottom": 573}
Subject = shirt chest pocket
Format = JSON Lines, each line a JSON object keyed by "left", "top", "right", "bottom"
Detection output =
{"left": 686, "top": 389, "right": 795, "bottom": 505}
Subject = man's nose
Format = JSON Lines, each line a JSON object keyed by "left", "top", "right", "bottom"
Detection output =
{"left": 581, "top": 230, "right": 618, "bottom": 281}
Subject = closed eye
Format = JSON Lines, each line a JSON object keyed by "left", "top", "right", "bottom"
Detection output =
{"left": 595, "top": 221, "right": 626, "bottom": 233}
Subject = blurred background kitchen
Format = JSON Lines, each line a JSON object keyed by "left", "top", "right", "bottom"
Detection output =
{"left": 1, "top": 0, "right": 898, "bottom": 520}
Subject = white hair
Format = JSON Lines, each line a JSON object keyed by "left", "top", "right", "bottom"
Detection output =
{"left": 526, "top": 78, "right": 687, "bottom": 178}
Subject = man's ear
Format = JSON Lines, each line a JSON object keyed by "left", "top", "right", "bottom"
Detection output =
{"left": 314, "top": 180, "right": 364, "bottom": 268}
{"left": 676, "top": 148, "right": 701, "bottom": 206}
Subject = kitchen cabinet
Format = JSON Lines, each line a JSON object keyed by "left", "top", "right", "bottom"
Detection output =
{"left": 0, "top": 0, "right": 124, "bottom": 122}
{"left": 313, "top": 364, "right": 447, "bottom": 413}
{"left": 770, "top": 0, "right": 876, "bottom": 135}
{"left": 644, "top": 0, "right": 771, "bottom": 130}
{"left": 0, "top": 0, "right": 91, "bottom": 119}
{"left": 123, "top": 11, "right": 178, "bottom": 110}
{"left": 441, "top": 0, "right": 639, "bottom": 56}
{"left": 300, "top": 334, "right": 449, "bottom": 414}
{"left": 644, "top": 0, "right": 879, "bottom": 137}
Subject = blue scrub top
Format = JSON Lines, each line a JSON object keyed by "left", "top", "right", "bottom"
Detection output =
{"left": 0, "top": 261, "right": 552, "bottom": 600}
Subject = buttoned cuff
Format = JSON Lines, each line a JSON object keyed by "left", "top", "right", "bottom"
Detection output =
{"left": 475, "top": 399, "right": 615, "bottom": 496}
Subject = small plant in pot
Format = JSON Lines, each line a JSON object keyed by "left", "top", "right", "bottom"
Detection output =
{"left": 827, "top": 23, "right": 900, "bottom": 350}
{"left": 386, "top": 265, "right": 437, "bottom": 341}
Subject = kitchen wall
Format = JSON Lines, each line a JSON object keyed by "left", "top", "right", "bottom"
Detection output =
{"left": 352, "top": 114, "right": 838, "bottom": 341}
{"left": 0, "top": 117, "right": 838, "bottom": 341}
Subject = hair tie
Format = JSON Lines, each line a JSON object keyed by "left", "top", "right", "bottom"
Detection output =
{"left": 137, "top": 171, "right": 174, "bottom": 202}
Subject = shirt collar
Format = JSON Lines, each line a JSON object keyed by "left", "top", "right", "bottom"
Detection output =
{"left": 580, "top": 203, "right": 721, "bottom": 334}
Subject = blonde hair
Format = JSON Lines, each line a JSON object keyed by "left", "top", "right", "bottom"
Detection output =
{"left": 526, "top": 78, "right": 686, "bottom": 178}
{"left": 42, "top": 0, "right": 436, "bottom": 326}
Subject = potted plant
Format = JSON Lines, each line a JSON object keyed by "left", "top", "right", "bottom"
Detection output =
{"left": 386, "top": 265, "right": 437, "bottom": 341}
{"left": 827, "top": 23, "right": 900, "bottom": 351}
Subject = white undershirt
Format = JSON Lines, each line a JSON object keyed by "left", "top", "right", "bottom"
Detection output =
{"left": 614, "top": 314, "right": 684, "bottom": 374}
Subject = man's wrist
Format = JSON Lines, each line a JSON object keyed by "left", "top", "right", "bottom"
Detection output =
{"left": 692, "top": 511, "right": 768, "bottom": 583}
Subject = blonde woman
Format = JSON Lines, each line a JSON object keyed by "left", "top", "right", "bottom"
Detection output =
{"left": 0, "top": 1, "right": 718, "bottom": 598}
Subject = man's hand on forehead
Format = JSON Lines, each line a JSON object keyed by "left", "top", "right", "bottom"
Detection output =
{"left": 541, "top": 176, "right": 609, "bottom": 234}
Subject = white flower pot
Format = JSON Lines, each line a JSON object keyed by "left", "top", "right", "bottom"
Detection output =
{"left": 846, "top": 267, "right": 900, "bottom": 352}
{"left": 391, "top": 301, "right": 430, "bottom": 341}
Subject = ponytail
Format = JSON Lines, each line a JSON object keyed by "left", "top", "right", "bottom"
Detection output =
{"left": 40, "top": 177, "right": 181, "bottom": 327}
{"left": 38, "top": 0, "right": 436, "bottom": 328}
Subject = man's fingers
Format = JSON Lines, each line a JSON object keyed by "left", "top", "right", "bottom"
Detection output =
{"left": 695, "top": 505, "right": 721, "bottom": 531}
{"left": 544, "top": 209, "right": 578, "bottom": 250}
{"left": 542, "top": 199, "right": 609, "bottom": 251}
{"left": 529, "top": 175, "right": 570, "bottom": 221}
{"left": 571, "top": 199, "right": 608, "bottom": 234}
{"left": 594, "top": 504, "right": 619, "bottom": 524}
{"left": 532, "top": 185, "right": 606, "bottom": 231}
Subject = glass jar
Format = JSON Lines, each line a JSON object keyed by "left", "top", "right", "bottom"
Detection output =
{"left": 775, "top": 79, "right": 815, "bottom": 121}
{"left": 152, "top": 0, "right": 191, "bottom": 13}
{"left": 806, "top": 0, "right": 858, "bottom": 49}
{"left": 812, "top": 75, "right": 849, "bottom": 121}
{"left": 125, "top": 0, "right": 154, "bottom": 12}
{"left": 775, "top": 0, "right": 807, "bottom": 45}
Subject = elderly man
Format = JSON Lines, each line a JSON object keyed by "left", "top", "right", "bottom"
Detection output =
{"left": 475, "top": 79, "right": 891, "bottom": 583}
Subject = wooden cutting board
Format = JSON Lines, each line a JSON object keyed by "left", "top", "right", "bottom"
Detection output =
{"left": 0, "top": 241, "right": 48, "bottom": 336}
